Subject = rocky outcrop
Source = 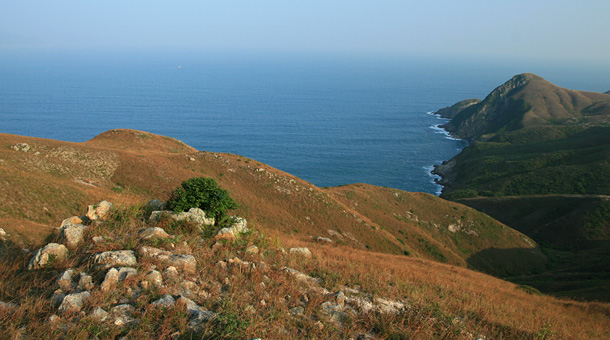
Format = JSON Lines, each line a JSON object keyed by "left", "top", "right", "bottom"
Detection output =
{"left": 93, "top": 250, "right": 137, "bottom": 269}
{"left": 58, "top": 223, "right": 87, "bottom": 248}
{"left": 27, "top": 243, "right": 69, "bottom": 270}
{"left": 86, "top": 201, "right": 113, "bottom": 221}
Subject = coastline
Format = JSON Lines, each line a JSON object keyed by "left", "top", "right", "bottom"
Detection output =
{"left": 425, "top": 110, "right": 469, "bottom": 196}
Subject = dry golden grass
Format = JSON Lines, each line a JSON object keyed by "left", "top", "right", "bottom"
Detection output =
{"left": 0, "top": 130, "right": 609, "bottom": 339}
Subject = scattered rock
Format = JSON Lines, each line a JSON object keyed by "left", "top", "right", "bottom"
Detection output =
{"left": 118, "top": 267, "right": 138, "bottom": 281}
{"left": 139, "top": 227, "right": 170, "bottom": 240}
{"left": 187, "top": 310, "right": 217, "bottom": 332}
{"left": 320, "top": 301, "right": 346, "bottom": 323}
{"left": 288, "top": 306, "right": 305, "bottom": 316}
{"left": 28, "top": 243, "right": 69, "bottom": 270}
{"left": 57, "top": 269, "right": 75, "bottom": 292}
{"left": 152, "top": 294, "right": 176, "bottom": 308}
{"left": 101, "top": 268, "right": 120, "bottom": 292}
{"left": 312, "top": 236, "right": 333, "bottom": 244}
{"left": 91, "top": 307, "right": 109, "bottom": 322}
{"left": 60, "top": 216, "right": 89, "bottom": 228}
{"left": 245, "top": 245, "right": 259, "bottom": 255}
{"left": 58, "top": 291, "right": 90, "bottom": 314}
{"left": 172, "top": 208, "right": 215, "bottom": 226}
{"left": 163, "top": 266, "right": 180, "bottom": 282}
{"left": 110, "top": 304, "right": 137, "bottom": 327}
{"left": 215, "top": 217, "right": 248, "bottom": 241}
{"left": 59, "top": 223, "right": 87, "bottom": 248}
{"left": 157, "top": 254, "right": 197, "bottom": 274}
{"left": 11, "top": 143, "right": 30, "bottom": 152}
{"left": 289, "top": 247, "right": 312, "bottom": 258}
{"left": 326, "top": 291, "right": 346, "bottom": 307}
{"left": 281, "top": 267, "right": 321, "bottom": 286}
{"left": 86, "top": 201, "right": 113, "bottom": 221}
{"left": 143, "top": 270, "right": 163, "bottom": 287}
{"left": 94, "top": 250, "right": 137, "bottom": 269}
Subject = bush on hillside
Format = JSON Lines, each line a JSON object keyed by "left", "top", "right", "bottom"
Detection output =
{"left": 166, "top": 177, "right": 237, "bottom": 224}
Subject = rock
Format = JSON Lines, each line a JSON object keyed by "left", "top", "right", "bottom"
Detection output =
{"left": 326, "top": 291, "right": 346, "bottom": 307}
{"left": 58, "top": 223, "right": 87, "bottom": 248}
{"left": 92, "top": 236, "right": 105, "bottom": 244}
{"left": 0, "top": 228, "right": 7, "bottom": 238}
{"left": 28, "top": 243, "right": 69, "bottom": 270}
{"left": 57, "top": 269, "right": 75, "bottom": 292}
{"left": 214, "top": 217, "right": 248, "bottom": 241}
{"left": 245, "top": 245, "right": 259, "bottom": 255}
{"left": 110, "top": 304, "right": 137, "bottom": 327}
{"left": 187, "top": 310, "right": 217, "bottom": 332}
{"left": 143, "top": 270, "right": 163, "bottom": 287}
{"left": 281, "top": 267, "right": 321, "bottom": 286}
{"left": 48, "top": 314, "right": 61, "bottom": 324}
{"left": 91, "top": 307, "right": 109, "bottom": 322}
{"left": 320, "top": 301, "right": 346, "bottom": 323}
{"left": 152, "top": 294, "right": 176, "bottom": 308}
{"left": 101, "top": 268, "right": 120, "bottom": 292}
{"left": 288, "top": 306, "right": 305, "bottom": 316}
{"left": 51, "top": 290, "right": 66, "bottom": 308}
{"left": 86, "top": 201, "right": 113, "bottom": 221}
{"left": 374, "top": 298, "right": 406, "bottom": 314}
{"left": 58, "top": 291, "right": 90, "bottom": 314}
{"left": 11, "top": 143, "right": 30, "bottom": 152}
{"left": 146, "top": 199, "right": 165, "bottom": 210}
{"left": 172, "top": 208, "right": 215, "bottom": 226}
{"left": 60, "top": 216, "right": 89, "bottom": 228}
{"left": 231, "top": 216, "right": 247, "bottom": 232}
{"left": 118, "top": 267, "right": 138, "bottom": 281}
{"left": 147, "top": 210, "right": 169, "bottom": 223}
{"left": 289, "top": 247, "right": 312, "bottom": 258}
{"left": 163, "top": 266, "right": 180, "bottom": 282}
{"left": 313, "top": 236, "right": 333, "bottom": 243}
{"left": 94, "top": 250, "right": 137, "bottom": 269}
{"left": 138, "top": 246, "right": 165, "bottom": 257}
{"left": 139, "top": 227, "right": 170, "bottom": 240}
{"left": 176, "top": 296, "right": 202, "bottom": 313}
{"left": 157, "top": 254, "right": 197, "bottom": 274}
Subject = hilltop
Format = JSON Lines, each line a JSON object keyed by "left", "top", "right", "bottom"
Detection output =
{"left": 0, "top": 129, "right": 608, "bottom": 339}
{"left": 434, "top": 73, "right": 610, "bottom": 301}
{"left": 440, "top": 73, "right": 610, "bottom": 142}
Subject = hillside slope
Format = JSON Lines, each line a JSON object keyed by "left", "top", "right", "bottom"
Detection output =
{"left": 433, "top": 73, "right": 610, "bottom": 300}
{"left": 0, "top": 130, "right": 543, "bottom": 277}
{"left": 441, "top": 73, "right": 610, "bottom": 142}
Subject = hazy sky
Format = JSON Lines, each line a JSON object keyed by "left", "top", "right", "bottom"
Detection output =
{"left": 1, "top": 0, "right": 609, "bottom": 64}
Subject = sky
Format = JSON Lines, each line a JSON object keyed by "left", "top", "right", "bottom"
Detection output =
{"left": 1, "top": 0, "right": 609, "bottom": 65}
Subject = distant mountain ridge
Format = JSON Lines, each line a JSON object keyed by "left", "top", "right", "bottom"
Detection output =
{"left": 440, "top": 73, "right": 610, "bottom": 141}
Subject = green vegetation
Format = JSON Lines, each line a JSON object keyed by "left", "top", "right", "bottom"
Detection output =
{"left": 166, "top": 176, "right": 237, "bottom": 224}
{"left": 440, "top": 126, "right": 610, "bottom": 199}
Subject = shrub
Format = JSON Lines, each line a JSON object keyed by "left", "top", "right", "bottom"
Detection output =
{"left": 166, "top": 177, "right": 237, "bottom": 224}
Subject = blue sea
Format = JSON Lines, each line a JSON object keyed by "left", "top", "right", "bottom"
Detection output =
{"left": 1, "top": 51, "right": 609, "bottom": 194}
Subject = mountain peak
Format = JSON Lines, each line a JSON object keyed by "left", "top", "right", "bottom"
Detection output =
{"left": 442, "top": 73, "right": 610, "bottom": 141}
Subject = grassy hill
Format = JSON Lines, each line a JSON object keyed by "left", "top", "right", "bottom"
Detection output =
{"left": 434, "top": 73, "right": 610, "bottom": 301}
{"left": 441, "top": 73, "right": 610, "bottom": 142}
{"left": 0, "top": 130, "right": 543, "bottom": 277}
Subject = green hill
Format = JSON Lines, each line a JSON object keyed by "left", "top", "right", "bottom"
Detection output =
{"left": 434, "top": 73, "right": 610, "bottom": 300}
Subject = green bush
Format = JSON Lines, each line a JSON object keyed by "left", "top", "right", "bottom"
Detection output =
{"left": 166, "top": 177, "right": 237, "bottom": 224}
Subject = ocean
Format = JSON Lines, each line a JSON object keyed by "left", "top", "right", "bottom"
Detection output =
{"left": 1, "top": 52, "right": 609, "bottom": 194}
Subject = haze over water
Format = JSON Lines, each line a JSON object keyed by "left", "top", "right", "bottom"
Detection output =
{"left": 1, "top": 52, "right": 609, "bottom": 194}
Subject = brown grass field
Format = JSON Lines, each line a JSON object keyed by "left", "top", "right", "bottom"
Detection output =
{"left": 0, "top": 130, "right": 609, "bottom": 339}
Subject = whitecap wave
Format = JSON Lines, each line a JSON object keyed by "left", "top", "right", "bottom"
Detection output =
{"left": 429, "top": 124, "right": 463, "bottom": 141}
{"left": 423, "top": 165, "right": 443, "bottom": 196}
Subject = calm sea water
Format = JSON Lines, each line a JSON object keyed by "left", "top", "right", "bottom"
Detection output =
{"left": 1, "top": 52, "right": 609, "bottom": 194}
